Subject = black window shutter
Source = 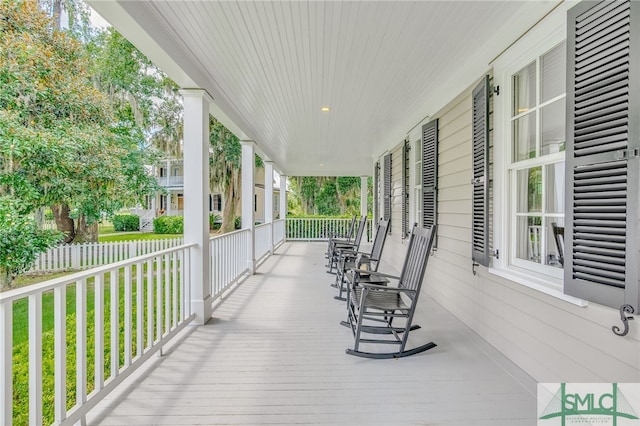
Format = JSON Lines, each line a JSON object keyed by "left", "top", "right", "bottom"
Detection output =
{"left": 472, "top": 76, "right": 490, "bottom": 267}
{"left": 374, "top": 161, "right": 380, "bottom": 226}
{"left": 565, "top": 0, "right": 639, "bottom": 311}
{"left": 402, "top": 139, "right": 410, "bottom": 237}
{"left": 422, "top": 120, "right": 438, "bottom": 235}
{"left": 383, "top": 153, "right": 392, "bottom": 232}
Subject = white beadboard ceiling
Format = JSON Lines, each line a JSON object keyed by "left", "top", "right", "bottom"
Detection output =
{"left": 89, "top": 0, "right": 559, "bottom": 176}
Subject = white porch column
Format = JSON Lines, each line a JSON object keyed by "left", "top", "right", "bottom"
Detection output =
{"left": 264, "top": 161, "right": 274, "bottom": 254}
{"left": 360, "top": 176, "right": 368, "bottom": 218}
{"left": 241, "top": 141, "right": 256, "bottom": 274}
{"left": 279, "top": 175, "right": 287, "bottom": 219}
{"left": 180, "top": 89, "right": 212, "bottom": 325}
{"left": 361, "top": 176, "right": 368, "bottom": 241}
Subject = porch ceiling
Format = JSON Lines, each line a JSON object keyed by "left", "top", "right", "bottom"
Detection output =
{"left": 89, "top": 0, "right": 558, "bottom": 176}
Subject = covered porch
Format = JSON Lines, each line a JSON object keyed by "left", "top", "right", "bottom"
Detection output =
{"left": 86, "top": 241, "right": 536, "bottom": 425}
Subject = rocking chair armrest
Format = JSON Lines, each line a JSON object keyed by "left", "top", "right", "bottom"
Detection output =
{"left": 334, "top": 241, "right": 357, "bottom": 247}
{"left": 360, "top": 282, "right": 417, "bottom": 295}
{"left": 357, "top": 255, "right": 379, "bottom": 264}
{"left": 351, "top": 269, "right": 400, "bottom": 281}
{"left": 335, "top": 247, "right": 358, "bottom": 255}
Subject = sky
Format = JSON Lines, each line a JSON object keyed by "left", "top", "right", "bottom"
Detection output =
{"left": 89, "top": 7, "right": 110, "bottom": 28}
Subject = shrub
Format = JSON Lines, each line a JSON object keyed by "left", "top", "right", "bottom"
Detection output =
{"left": 154, "top": 216, "right": 184, "bottom": 234}
{"left": 112, "top": 214, "right": 140, "bottom": 232}
{"left": 209, "top": 214, "right": 221, "bottom": 230}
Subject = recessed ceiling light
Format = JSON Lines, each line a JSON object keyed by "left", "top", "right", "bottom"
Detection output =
{"left": 321, "top": 106, "right": 330, "bottom": 112}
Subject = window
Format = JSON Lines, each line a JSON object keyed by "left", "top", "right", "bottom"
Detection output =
{"left": 212, "top": 194, "right": 222, "bottom": 211}
{"left": 508, "top": 42, "right": 566, "bottom": 276}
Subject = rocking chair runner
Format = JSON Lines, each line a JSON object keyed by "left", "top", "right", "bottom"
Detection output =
{"left": 344, "top": 225, "right": 437, "bottom": 359}
{"left": 326, "top": 216, "right": 367, "bottom": 274}
{"left": 332, "top": 219, "right": 390, "bottom": 301}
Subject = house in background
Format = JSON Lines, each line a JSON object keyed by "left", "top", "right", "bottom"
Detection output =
{"left": 133, "top": 158, "right": 280, "bottom": 230}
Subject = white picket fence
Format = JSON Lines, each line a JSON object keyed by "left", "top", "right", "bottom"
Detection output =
{"left": 30, "top": 238, "right": 184, "bottom": 273}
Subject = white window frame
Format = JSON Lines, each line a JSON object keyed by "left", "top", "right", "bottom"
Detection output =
{"left": 491, "top": 3, "right": 586, "bottom": 306}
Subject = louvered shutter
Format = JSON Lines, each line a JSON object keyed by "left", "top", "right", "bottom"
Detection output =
{"left": 384, "top": 154, "right": 392, "bottom": 232}
{"left": 472, "top": 76, "right": 490, "bottom": 267}
{"left": 402, "top": 139, "right": 410, "bottom": 237}
{"left": 565, "top": 0, "right": 639, "bottom": 310}
{"left": 374, "top": 162, "right": 380, "bottom": 225}
{"left": 422, "top": 120, "right": 438, "bottom": 235}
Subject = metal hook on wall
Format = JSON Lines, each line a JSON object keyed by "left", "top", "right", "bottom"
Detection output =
{"left": 612, "top": 304, "right": 634, "bottom": 337}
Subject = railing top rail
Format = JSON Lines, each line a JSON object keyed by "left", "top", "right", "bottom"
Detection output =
{"left": 209, "top": 228, "right": 250, "bottom": 242}
{"left": 255, "top": 222, "right": 271, "bottom": 229}
{"left": 1, "top": 243, "right": 196, "bottom": 304}
{"left": 287, "top": 217, "right": 354, "bottom": 221}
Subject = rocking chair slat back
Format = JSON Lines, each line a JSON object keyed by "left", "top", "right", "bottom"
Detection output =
{"left": 368, "top": 219, "right": 390, "bottom": 269}
{"left": 399, "top": 224, "right": 434, "bottom": 299}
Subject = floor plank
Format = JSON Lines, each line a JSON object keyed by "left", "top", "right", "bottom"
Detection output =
{"left": 87, "top": 242, "right": 537, "bottom": 425}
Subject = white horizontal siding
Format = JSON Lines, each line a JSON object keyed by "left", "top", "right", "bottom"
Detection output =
{"left": 411, "top": 77, "right": 640, "bottom": 384}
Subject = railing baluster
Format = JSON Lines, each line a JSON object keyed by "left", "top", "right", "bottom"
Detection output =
{"left": 172, "top": 252, "right": 178, "bottom": 328}
{"left": 28, "top": 293, "right": 43, "bottom": 425}
{"left": 54, "top": 285, "right": 67, "bottom": 423}
{"left": 124, "top": 264, "right": 132, "bottom": 367}
{"left": 94, "top": 274, "right": 104, "bottom": 392}
{"left": 1, "top": 301, "right": 13, "bottom": 426}
{"left": 164, "top": 253, "right": 170, "bottom": 334}
{"left": 156, "top": 257, "right": 163, "bottom": 346}
{"left": 146, "top": 259, "right": 154, "bottom": 350}
{"left": 110, "top": 270, "right": 119, "bottom": 379}
{"left": 136, "top": 263, "right": 143, "bottom": 358}
{"left": 76, "top": 279, "right": 87, "bottom": 409}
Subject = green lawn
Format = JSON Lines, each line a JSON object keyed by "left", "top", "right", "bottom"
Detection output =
{"left": 11, "top": 264, "right": 180, "bottom": 425}
{"left": 98, "top": 233, "right": 182, "bottom": 243}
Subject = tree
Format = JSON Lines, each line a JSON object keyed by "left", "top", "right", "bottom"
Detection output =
{"left": 209, "top": 117, "right": 241, "bottom": 233}
{"left": 0, "top": 196, "right": 62, "bottom": 290}
{"left": 289, "top": 176, "right": 363, "bottom": 216}
{"left": 0, "top": 0, "right": 157, "bottom": 243}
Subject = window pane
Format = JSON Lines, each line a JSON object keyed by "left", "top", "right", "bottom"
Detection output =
{"left": 513, "top": 112, "right": 537, "bottom": 161}
{"left": 541, "top": 42, "right": 566, "bottom": 103}
{"left": 513, "top": 61, "right": 536, "bottom": 116}
{"left": 516, "top": 216, "right": 542, "bottom": 263}
{"left": 516, "top": 167, "right": 542, "bottom": 213}
{"left": 541, "top": 98, "right": 566, "bottom": 155}
{"left": 545, "top": 163, "right": 564, "bottom": 214}
{"left": 546, "top": 218, "right": 565, "bottom": 268}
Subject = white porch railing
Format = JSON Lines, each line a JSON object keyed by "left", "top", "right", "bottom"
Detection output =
{"left": 3, "top": 217, "right": 377, "bottom": 425}
{"left": 209, "top": 229, "right": 250, "bottom": 299}
{"left": 273, "top": 219, "right": 285, "bottom": 247}
{"left": 1, "top": 244, "right": 195, "bottom": 426}
{"left": 30, "top": 238, "right": 184, "bottom": 273}
{"left": 285, "top": 217, "right": 372, "bottom": 242}
{"left": 254, "top": 223, "right": 272, "bottom": 263}
{"left": 157, "top": 176, "right": 184, "bottom": 187}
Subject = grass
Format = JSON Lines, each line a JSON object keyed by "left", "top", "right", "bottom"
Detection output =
{"left": 97, "top": 223, "right": 115, "bottom": 234}
{"left": 98, "top": 233, "right": 182, "bottom": 243}
{"left": 11, "top": 262, "right": 182, "bottom": 425}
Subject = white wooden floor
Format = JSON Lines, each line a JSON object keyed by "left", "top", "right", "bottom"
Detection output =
{"left": 87, "top": 242, "right": 537, "bottom": 425}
